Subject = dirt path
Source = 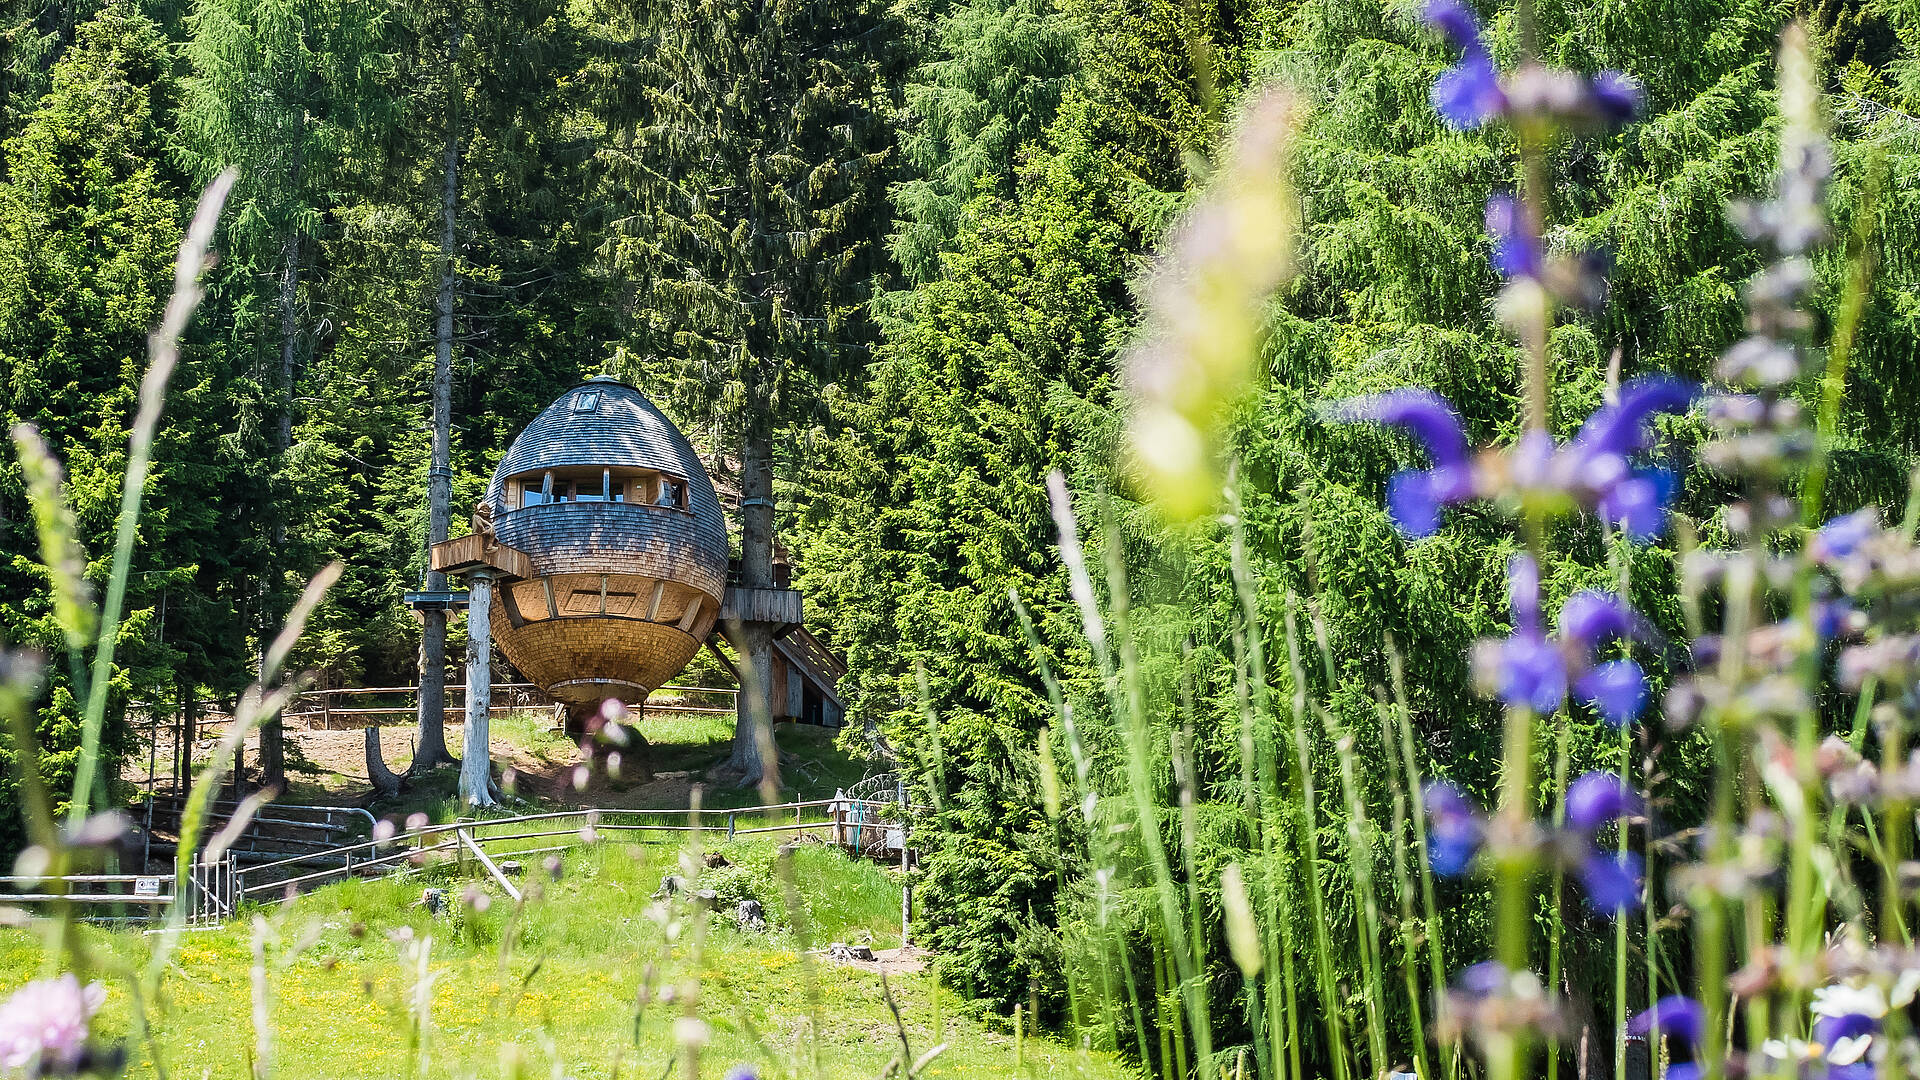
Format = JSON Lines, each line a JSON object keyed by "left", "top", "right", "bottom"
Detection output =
{"left": 126, "top": 711, "right": 873, "bottom": 812}
{"left": 819, "top": 945, "right": 932, "bottom": 976}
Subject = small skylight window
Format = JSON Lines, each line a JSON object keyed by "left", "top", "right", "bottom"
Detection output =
{"left": 572, "top": 390, "right": 601, "bottom": 413}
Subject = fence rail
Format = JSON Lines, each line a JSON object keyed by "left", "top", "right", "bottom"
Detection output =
{"left": 2, "top": 858, "right": 236, "bottom": 924}
{"left": 230, "top": 797, "right": 911, "bottom": 904}
{"left": 128, "top": 682, "right": 738, "bottom": 729}
{"left": 10, "top": 792, "right": 913, "bottom": 926}
{"left": 122, "top": 682, "right": 749, "bottom": 797}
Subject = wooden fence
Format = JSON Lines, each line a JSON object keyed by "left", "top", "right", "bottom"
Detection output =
{"left": 121, "top": 682, "right": 742, "bottom": 793}
{"left": 130, "top": 682, "right": 739, "bottom": 734}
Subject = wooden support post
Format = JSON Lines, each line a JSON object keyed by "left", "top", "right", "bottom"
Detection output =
{"left": 898, "top": 778, "right": 910, "bottom": 948}
{"left": 458, "top": 570, "right": 498, "bottom": 807}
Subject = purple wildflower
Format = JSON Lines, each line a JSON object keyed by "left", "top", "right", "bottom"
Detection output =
{"left": 1556, "top": 590, "right": 1655, "bottom": 723}
{"left": 1570, "top": 376, "right": 1700, "bottom": 468}
{"left": 1577, "top": 849, "right": 1643, "bottom": 913}
{"left": 1476, "top": 562, "right": 1657, "bottom": 724}
{"left": 1588, "top": 71, "right": 1643, "bottom": 124}
{"left": 0, "top": 974, "right": 106, "bottom": 1075}
{"left": 1814, "top": 598, "right": 1854, "bottom": 642}
{"left": 1576, "top": 658, "right": 1650, "bottom": 726}
{"left": 1812, "top": 508, "right": 1878, "bottom": 562}
{"left": 1433, "top": 53, "right": 1506, "bottom": 129}
{"left": 1422, "top": 1, "right": 1505, "bottom": 129}
{"left": 1491, "top": 555, "right": 1569, "bottom": 713}
{"left": 1388, "top": 471, "right": 1457, "bottom": 539}
{"left": 1327, "top": 389, "right": 1475, "bottom": 538}
{"left": 1596, "top": 466, "right": 1680, "bottom": 541}
{"left": 1425, "top": 781, "right": 1483, "bottom": 876}
{"left": 1455, "top": 960, "right": 1509, "bottom": 998}
{"left": 1422, "top": 0, "right": 1485, "bottom": 52}
{"left": 1486, "top": 195, "right": 1543, "bottom": 279}
{"left": 1630, "top": 995, "right": 1706, "bottom": 1046}
{"left": 1562, "top": 772, "right": 1645, "bottom": 914}
{"left": 1496, "top": 633, "right": 1569, "bottom": 715}
{"left": 1812, "top": 1011, "right": 1878, "bottom": 1046}
{"left": 724, "top": 1067, "right": 760, "bottom": 1080}
{"left": 1565, "top": 771, "right": 1639, "bottom": 832}
{"left": 1566, "top": 376, "right": 1698, "bottom": 538}
{"left": 1556, "top": 591, "right": 1639, "bottom": 651}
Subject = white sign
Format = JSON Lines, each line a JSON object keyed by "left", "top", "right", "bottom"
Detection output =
{"left": 133, "top": 877, "right": 161, "bottom": 897}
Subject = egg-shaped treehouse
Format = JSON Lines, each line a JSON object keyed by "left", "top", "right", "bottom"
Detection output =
{"left": 451, "top": 378, "right": 732, "bottom": 729}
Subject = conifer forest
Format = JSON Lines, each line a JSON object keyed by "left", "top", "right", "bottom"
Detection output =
{"left": 4, "top": 0, "right": 1920, "bottom": 1078}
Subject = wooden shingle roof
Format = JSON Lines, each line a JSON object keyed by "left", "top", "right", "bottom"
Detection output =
{"left": 484, "top": 378, "right": 726, "bottom": 546}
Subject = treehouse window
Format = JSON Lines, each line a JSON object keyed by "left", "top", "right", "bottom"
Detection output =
{"left": 519, "top": 474, "right": 556, "bottom": 507}
{"left": 572, "top": 466, "right": 625, "bottom": 499}
{"left": 655, "top": 478, "right": 686, "bottom": 509}
{"left": 571, "top": 390, "right": 601, "bottom": 413}
{"left": 518, "top": 475, "right": 628, "bottom": 506}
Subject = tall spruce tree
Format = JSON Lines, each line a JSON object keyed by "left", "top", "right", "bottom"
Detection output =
{"left": 297, "top": 0, "right": 602, "bottom": 694}
{"left": 409, "top": 0, "right": 463, "bottom": 773}
{"left": 0, "top": 0, "right": 98, "bottom": 140}
{"left": 178, "top": 0, "right": 388, "bottom": 787}
{"left": 597, "top": 0, "right": 906, "bottom": 783}
{"left": 888, "top": 0, "right": 1078, "bottom": 282}
{"left": 0, "top": 0, "right": 191, "bottom": 848}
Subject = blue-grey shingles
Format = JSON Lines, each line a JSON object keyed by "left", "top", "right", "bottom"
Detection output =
{"left": 484, "top": 379, "right": 728, "bottom": 564}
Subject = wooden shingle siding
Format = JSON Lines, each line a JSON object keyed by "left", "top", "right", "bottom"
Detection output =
{"left": 492, "top": 502, "right": 728, "bottom": 598}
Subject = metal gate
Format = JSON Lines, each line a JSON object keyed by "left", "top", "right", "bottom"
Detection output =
{"left": 184, "top": 852, "right": 237, "bottom": 924}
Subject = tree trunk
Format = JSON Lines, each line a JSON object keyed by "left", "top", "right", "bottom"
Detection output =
{"left": 458, "top": 572, "right": 496, "bottom": 807}
{"left": 412, "top": 10, "right": 463, "bottom": 774}
{"left": 258, "top": 229, "right": 301, "bottom": 791}
{"left": 726, "top": 418, "right": 776, "bottom": 786}
{"left": 177, "top": 685, "right": 193, "bottom": 795}
{"left": 366, "top": 726, "right": 402, "bottom": 797}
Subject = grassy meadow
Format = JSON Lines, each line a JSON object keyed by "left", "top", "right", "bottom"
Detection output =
{"left": 0, "top": 839, "right": 1124, "bottom": 1079}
